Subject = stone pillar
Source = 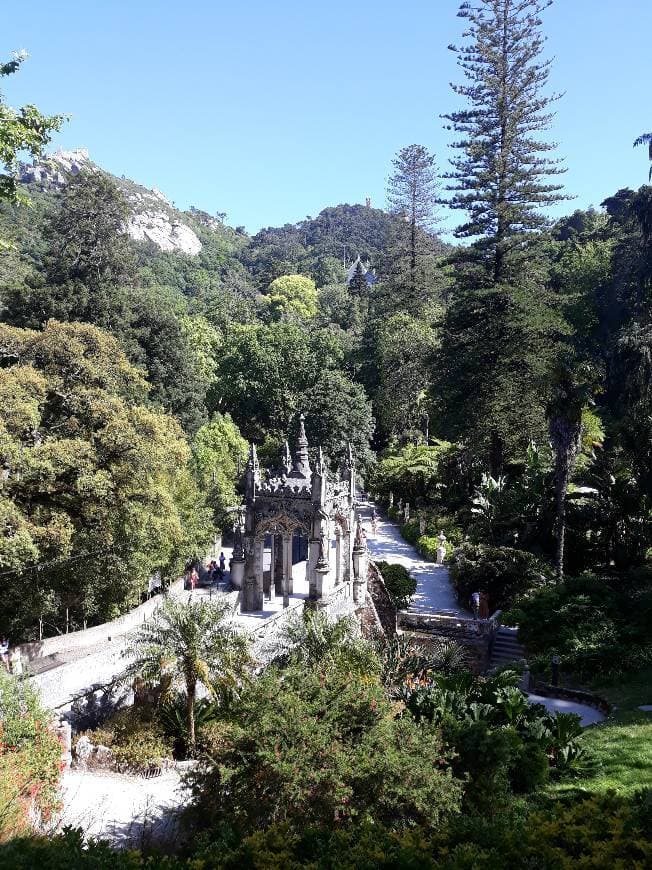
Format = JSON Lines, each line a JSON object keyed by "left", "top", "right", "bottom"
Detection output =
{"left": 335, "top": 527, "right": 342, "bottom": 585}
{"left": 308, "top": 537, "right": 320, "bottom": 600}
{"left": 242, "top": 538, "right": 264, "bottom": 611}
{"left": 282, "top": 533, "right": 292, "bottom": 604}
{"left": 230, "top": 557, "right": 245, "bottom": 590}
{"left": 274, "top": 533, "right": 284, "bottom": 595}
{"left": 342, "top": 527, "right": 352, "bottom": 582}
{"left": 352, "top": 519, "right": 368, "bottom": 604}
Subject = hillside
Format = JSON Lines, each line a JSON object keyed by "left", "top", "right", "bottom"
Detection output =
{"left": 7, "top": 148, "right": 445, "bottom": 297}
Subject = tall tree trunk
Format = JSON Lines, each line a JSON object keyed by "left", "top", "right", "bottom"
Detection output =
{"left": 410, "top": 217, "right": 417, "bottom": 299}
{"left": 550, "top": 415, "right": 582, "bottom": 582}
{"left": 489, "top": 430, "right": 504, "bottom": 479}
{"left": 553, "top": 448, "right": 570, "bottom": 581}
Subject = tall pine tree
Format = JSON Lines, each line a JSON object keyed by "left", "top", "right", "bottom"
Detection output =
{"left": 435, "top": 0, "right": 569, "bottom": 474}
{"left": 386, "top": 144, "right": 443, "bottom": 314}
{"left": 443, "top": 0, "right": 567, "bottom": 284}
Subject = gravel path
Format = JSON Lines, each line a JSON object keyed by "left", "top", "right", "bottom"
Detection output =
{"left": 527, "top": 693, "right": 605, "bottom": 726}
{"left": 362, "top": 504, "right": 467, "bottom": 617}
{"left": 55, "top": 768, "right": 191, "bottom": 848}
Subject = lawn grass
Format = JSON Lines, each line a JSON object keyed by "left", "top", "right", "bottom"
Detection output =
{"left": 551, "top": 665, "right": 652, "bottom": 796}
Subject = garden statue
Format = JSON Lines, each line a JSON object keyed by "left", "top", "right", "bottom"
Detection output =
{"left": 436, "top": 530, "right": 447, "bottom": 565}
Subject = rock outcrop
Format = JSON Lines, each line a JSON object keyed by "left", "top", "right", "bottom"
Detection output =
{"left": 127, "top": 210, "right": 202, "bottom": 255}
{"left": 18, "top": 148, "right": 203, "bottom": 257}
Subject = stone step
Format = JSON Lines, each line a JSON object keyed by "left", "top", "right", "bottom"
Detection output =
{"left": 489, "top": 626, "right": 526, "bottom": 668}
{"left": 493, "top": 639, "right": 523, "bottom": 652}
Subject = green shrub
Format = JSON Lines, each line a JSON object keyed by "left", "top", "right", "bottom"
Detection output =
{"left": 375, "top": 561, "right": 417, "bottom": 609}
{"left": 0, "top": 672, "right": 62, "bottom": 842}
{"left": 76, "top": 707, "right": 172, "bottom": 772}
{"left": 509, "top": 569, "right": 652, "bottom": 680}
{"left": 450, "top": 543, "right": 552, "bottom": 611}
{"left": 188, "top": 664, "right": 462, "bottom": 837}
{"left": 0, "top": 827, "right": 184, "bottom": 867}
{"left": 190, "top": 791, "right": 652, "bottom": 868}
{"left": 400, "top": 519, "right": 420, "bottom": 544}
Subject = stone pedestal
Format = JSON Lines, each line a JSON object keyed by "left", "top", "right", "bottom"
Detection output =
{"left": 230, "top": 558, "right": 245, "bottom": 590}
{"left": 313, "top": 564, "right": 329, "bottom": 599}
{"left": 352, "top": 545, "right": 368, "bottom": 604}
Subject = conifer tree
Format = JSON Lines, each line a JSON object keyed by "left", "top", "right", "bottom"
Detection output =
{"left": 436, "top": 0, "right": 569, "bottom": 475}
{"left": 386, "top": 144, "right": 441, "bottom": 313}
{"left": 443, "top": 0, "right": 567, "bottom": 284}
{"left": 349, "top": 260, "right": 368, "bottom": 295}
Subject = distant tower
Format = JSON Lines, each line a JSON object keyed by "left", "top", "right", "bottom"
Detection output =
{"left": 365, "top": 197, "right": 371, "bottom": 208}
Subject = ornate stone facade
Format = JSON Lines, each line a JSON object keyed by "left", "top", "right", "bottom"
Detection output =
{"left": 232, "top": 415, "right": 361, "bottom": 612}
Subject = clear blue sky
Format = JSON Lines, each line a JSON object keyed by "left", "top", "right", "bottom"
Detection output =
{"left": 4, "top": 0, "right": 652, "bottom": 234}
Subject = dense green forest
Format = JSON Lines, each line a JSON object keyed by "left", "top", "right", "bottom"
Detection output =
{"left": 1, "top": 1, "right": 652, "bottom": 864}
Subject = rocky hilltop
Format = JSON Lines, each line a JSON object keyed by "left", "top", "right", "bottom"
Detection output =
{"left": 18, "top": 148, "right": 203, "bottom": 256}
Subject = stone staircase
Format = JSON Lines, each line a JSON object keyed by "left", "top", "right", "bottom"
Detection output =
{"left": 489, "top": 626, "right": 526, "bottom": 669}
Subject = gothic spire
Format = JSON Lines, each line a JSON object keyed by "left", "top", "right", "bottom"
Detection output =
{"left": 291, "top": 412, "right": 311, "bottom": 478}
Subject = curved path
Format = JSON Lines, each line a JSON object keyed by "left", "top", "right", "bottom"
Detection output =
{"left": 360, "top": 502, "right": 467, "bottom": 617}
{"left": 527, "top": 693, "right": 605, "bottom": 726}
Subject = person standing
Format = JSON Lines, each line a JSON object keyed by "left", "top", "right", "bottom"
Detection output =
{"left": 0, "top": 636, "right": 9, "bottom": 672}
{"left": 219, "top": 551, "right": 226, "bottom": 575}
{"left": 471, "top": 591, "right": 480, "bottom": 619}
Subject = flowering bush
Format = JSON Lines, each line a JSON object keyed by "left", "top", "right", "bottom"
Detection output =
{"left": 0, "top": 671, "right": 62, "bottom": 841}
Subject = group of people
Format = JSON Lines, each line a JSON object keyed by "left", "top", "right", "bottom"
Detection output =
{"left": 0, "top": 635, "right": 22, "bottom": 675}
{"left": 470, "top": 590, "right": 490, "bottom": 620}
{"left": 208, "top": 551, "right": 227, "bottom": 583}
{"left": 185, "top": 552, "right": 227, "bottom": 590}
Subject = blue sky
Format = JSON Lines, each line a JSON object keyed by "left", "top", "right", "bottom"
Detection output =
{"left": 4, "top": 0, "right": 652, "bottom": 234}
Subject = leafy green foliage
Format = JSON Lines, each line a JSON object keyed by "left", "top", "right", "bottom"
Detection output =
{"left": 0, "top": 53, "right": 65, "bottom": 209}
{"left": 76, "top": 706, "right": 172, "bottom": 772}
{"left": 450, "top": 543, "right": 552, "bottom": 612}
{"left": 188, "top": 663, "right": 462, "bottom": 837}
{"left": 265, "top": 274, "right": 318, "bottom": 320}
{"left": 191, "top": 413, "right": 248, "bottom": 530}
{"left": 123, "top": 595, "right": 250, "bottom": 751}
{"left": 510, "top": 569, "right": 652, "bottom": 680}
{"left": 375, "top": 561, "right": 417, "bottom": 610}
{"left": 0, "top": 320, "right": 211, "bottom": 639}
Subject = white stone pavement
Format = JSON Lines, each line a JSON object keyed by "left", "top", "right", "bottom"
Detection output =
{"left": 55, "top": 768, "right": 189, "bottom": 849}
{"left": 362, "top": 505, "right": 467, "bottom": 617}
{"left": 527, "top": 693, "right": 605, "bottom": 726}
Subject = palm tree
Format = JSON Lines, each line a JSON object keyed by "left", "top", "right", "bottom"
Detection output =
{"left": 634, "top": 133, "right": 652, "bottom": 181}
{"left": 123, "top": 595, "right": 250, "bottom": 752}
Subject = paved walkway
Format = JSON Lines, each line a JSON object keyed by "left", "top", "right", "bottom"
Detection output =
{"left": 361, "top": 502, "right": 467, "bottom": 617}
{"left": 55, "top": 768, "right": 190, "bottom": 848}
{"left": 527, "top": 693, "right": 605, "bottom": 726}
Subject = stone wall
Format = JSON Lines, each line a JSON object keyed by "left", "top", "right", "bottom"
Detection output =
{"left": 397, "top": 611, "right": 499, "bottom": 674}
{"left": 367, "top": 561, "right": 397, "bottom": 636}
{"left": 19, "top": 578, "right": 184, "bottom": 665}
